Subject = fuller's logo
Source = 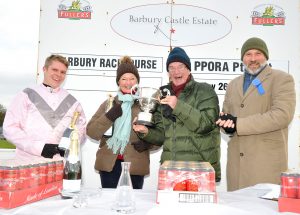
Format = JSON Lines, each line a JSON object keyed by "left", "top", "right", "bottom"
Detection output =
{"left": 251, "top": 4, "right": 285, "bottom": 26}
{"left": 58, "top": 0, "right": 92, "bottom": 20}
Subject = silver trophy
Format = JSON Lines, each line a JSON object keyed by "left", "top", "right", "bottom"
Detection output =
{"left": 131, "top": 85, "right": 160, "bottom": 127}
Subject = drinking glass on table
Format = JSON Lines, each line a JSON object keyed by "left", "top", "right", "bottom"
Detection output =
{"left": 72, "top": 187, "right": 102, "bottom": 208}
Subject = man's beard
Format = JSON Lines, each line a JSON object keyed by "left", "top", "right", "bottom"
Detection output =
{"left": 244, "top": 61, "right": 267, "bottom": 75}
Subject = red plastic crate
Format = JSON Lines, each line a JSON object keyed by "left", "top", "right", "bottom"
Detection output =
{"left": 0, "top": 181, "right": 62, "bottom": 209}
{"left": 156, "top": 161, "right": 217, "bottom": 204}
{"left": 278, "top": 197, "right": 300, "bottom": 213}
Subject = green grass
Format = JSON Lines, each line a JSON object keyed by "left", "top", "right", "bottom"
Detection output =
{"left": 0, "top": 139, "right": 16, "bottom": 149}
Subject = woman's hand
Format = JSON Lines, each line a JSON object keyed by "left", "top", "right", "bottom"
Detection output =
{"left": 132, "top": 117, "right": 149, "bottom": 134}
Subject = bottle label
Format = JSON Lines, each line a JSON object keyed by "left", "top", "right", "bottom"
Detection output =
{"left": 68, "top": 155, "right": 79, "bottom": 163}
{"left": 58, "top": 136, "right": 70, "bottom": 150}
{"left": 59, "top": 111, "right": 79, "bottom": 150}
{"left": 63, "top": 179, "right": 81, "bottom": 192}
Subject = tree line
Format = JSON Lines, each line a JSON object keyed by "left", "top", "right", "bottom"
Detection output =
{"left": 0, "top": 104, "right": 6, "bottom": 127}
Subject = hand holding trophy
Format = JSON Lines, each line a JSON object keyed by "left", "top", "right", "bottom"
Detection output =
{"left": 131, "top": 84, "right": 160, "bottom": 127}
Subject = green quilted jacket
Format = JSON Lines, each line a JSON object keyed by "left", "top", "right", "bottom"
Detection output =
{"left": 141, "top": 78, "right": 221, "bottom": 181}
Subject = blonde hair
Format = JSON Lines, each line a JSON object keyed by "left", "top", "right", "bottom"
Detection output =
{"left": 44, "top": 54, "right": 69, "bottom": 68}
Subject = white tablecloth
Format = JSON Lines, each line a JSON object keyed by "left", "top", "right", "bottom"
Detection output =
{"left": 0, "top": 184, "right": 297, "bottom": 215}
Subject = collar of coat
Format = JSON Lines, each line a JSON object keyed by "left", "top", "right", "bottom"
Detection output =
{"left": 240, "top": 65, "right": 272, "bottom": 99}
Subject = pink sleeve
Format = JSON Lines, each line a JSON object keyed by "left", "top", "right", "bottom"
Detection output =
{"left": 3, "top": 92, "right": 45, "bottom": 156}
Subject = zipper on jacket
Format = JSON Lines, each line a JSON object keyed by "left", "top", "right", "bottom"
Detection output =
{"left": 171, "top": 121, "right": 176, "bottom": 160}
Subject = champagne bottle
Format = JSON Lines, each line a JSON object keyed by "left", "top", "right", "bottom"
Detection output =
{"left": 62, "top": 129, "right": 82, "bottom": 195}
{"left": 59, "top": 111, "right": 80, "bottom": 151}
{"left": 103, "top": 94, "right": 114, "bottom": 137}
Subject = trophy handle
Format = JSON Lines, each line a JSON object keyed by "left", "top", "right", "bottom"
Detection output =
{"left": 131, "top": 84, "right": 140, "bottom": 96}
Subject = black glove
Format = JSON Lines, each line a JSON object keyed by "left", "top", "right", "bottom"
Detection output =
{"left": 223, "top": 125, "right": 236, "bottom": 134}
{"left": 105, "top": 103, "right": 122, "bottom": 122}
{"left": 219, "top": 114, "right": 237, "bottom": 134}
{"left": 159, "top": 84, "right": 173, "bottom": 99}
{"left": 131, "top": 140, "right": 151, "bottom": 153}
{"left": 41, "top": 144, "right": 59, "bottom": 158}
{"left": 58, "top": 148, "right": 65, "bottom": 157}
{"left": 159, "top": 85, "right": 176, "bottom": 122}
{"left": 161, "top": 104, "right": 176, "bottom": 122}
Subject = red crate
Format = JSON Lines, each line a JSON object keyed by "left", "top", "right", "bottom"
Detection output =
{"left": 278, "top": 197, "right": 300, "bottom": 213}
{"left": 0, "top": 181, "right": 62, "bottom": 209}
{"left": 156, "top": 161, "right": 217, "bottom": 204}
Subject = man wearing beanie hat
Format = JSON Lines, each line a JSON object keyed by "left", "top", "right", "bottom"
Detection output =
{"left": 216, "top": 37, "right": 296, "bottom": 191}
{"left": 87, "top": 55, "right": 158, "bottom": 189}
{"left": 133, "top": 47, "right": 221, "bottom": 182}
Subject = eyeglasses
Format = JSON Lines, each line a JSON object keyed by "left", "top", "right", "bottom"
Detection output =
{"left": 168, "top": 64, "right": 187, "bottom": 72}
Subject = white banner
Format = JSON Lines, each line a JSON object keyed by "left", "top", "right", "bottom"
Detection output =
{"left": 38, "top": 0, "right": 300, "bottom": 191}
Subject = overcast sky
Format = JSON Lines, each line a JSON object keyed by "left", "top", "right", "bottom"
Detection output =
{"left": 0, "top": 0, "right": 40, "bottom": 108}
